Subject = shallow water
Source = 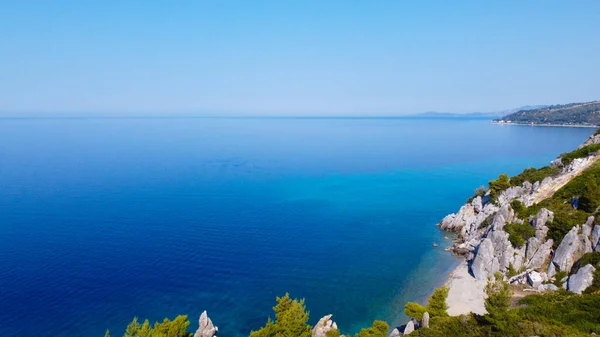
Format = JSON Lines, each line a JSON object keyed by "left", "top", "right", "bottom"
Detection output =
{"left": 0, "top": 117, "right": 594, "bottom": 336}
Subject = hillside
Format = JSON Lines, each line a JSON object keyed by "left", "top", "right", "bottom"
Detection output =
{"left": 495, "top": 101, "right": 600, "bottom": 126}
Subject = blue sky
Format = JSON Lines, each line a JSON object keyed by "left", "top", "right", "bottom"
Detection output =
{"left": 1, "top": 1, "right": 599, "bottom": 115}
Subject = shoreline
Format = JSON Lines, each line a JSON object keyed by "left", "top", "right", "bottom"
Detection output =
{"left": 444, "top": 260, "right": 487, "bottom": 316}
{"left": 491, "top": 121, "right": 599, "bottom": 128}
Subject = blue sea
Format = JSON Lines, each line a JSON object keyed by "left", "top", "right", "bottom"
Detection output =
{"left": 0, "top": 117, "right": 594, "bottom": 337}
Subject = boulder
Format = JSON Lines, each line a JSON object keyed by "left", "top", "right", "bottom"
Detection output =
{"left": 550, "top": 226, "right": 588, "bottom": 274}
{"left": 526, "top": 239, "right": 553, "bottom": 270}
{"left": 527, "top": 271, "right": 543, "bottom": 288}
{"left": 568, "top": 264, "right": 597, "bottom": 294}
{"left": 388, "top": 328, "right": 401, "bottom": 337}
{"left": 422, "top": 312, "right": 430, "bottom": 329}
{"left": 403, "top": 321, "right": 415, "bottom": 335}
{"left": 538, "top": 283, "right": 559, "bottom": 292}
{"left": 472, "top": 196, "right": 483, "bottom": 213}
{"left": 312, "top": 314, "right": 338, "bottom": 337}
{"left": 194, "top": 311, "right": 217, "bottom": 337}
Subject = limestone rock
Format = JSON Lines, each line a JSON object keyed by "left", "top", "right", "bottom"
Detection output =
{"left": 388, "top": 328, "right": 401, "bottom": 337}
{"left": 527, "top": 271, "right": 543, "bottom": 288}
{"left": 403, "top": 321, "right": 415, "bottom": 335}
{"left": 568, "top": 264, "right": 597, "bottom": 294}
{"left": 312, "top": 314, "right": 338, "bottom": 337}
{"left": 471, "top": 238, "right": 497, "bottom": 280}
{"left": 194, "top": 311, "right": 217, "bottom": 337}
{"left": 421, "top": 312, "right": 430, "bottom": 329}
{"left": 538, "top": 283, "right": 559, "bottom": 292}
{"left": 551, "top": 226, "right": 588, "bottom": 274}
{"left": 526, "top": 239, "right": 553, "bottom": 270}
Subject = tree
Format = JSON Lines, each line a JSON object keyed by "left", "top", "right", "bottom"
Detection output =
{"left": 354, "top": 320, "right": 388, "bottom": 337}
{"left": 250, "top": 293, "right": 312, "bottom": 337}
{"left": 404, "top": 302, "right": 427, "bottom": 320}
{"left": 484, "top": 273, "right": 518, "bottom": 335}
{"left": 121, "top": 315, "right": 191, "bottom": 337}
{"left": 124, "top": 317, "right": 141, "bottom": 337}
{"left": 325, "top": 329, "right": 341, "bottom": 337}
{"left": 489, "top": 174, "right": 511, "bottom": 198}
{"left": 579, "top": 176, "right": 600, "bottom": 213}
{"left": 427, "top": 286, "right": 449, "bottom": 317}
{"left": 105, "top": 330, "right": 111, "bottom": 337}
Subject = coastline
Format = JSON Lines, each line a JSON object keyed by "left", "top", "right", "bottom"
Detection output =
{"left": 444, "top": 260, "right": 487, "bottom": 316}
{"left": 491, "top": 121, "right": 598, "bottom": 128}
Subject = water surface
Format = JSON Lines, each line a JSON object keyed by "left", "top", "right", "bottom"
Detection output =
{"left": 0, "top": 117, "right": 594, "bottom": 336}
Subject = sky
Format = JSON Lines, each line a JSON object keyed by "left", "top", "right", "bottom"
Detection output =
{"left": 1, "top": 1, "right": 599, "bottom": 116}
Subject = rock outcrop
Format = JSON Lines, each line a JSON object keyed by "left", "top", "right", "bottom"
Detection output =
{"left": 312, "top": 314, "right": 338, "bottom": 337}
{"left": 388, "top": 328, "right": 401, "bottom": 337}
{"left": 194, "top": 311, "right": 217, "bottom": 337}
{"left": 402, "top": 321, "right": 415, "bottom": 335}
{"left": 549, "top": 226, "right": 592, "bottom": 277}
{"left": 568, "top": 264, "right": 596, "bottom": 294}
{"left": 421, "top": 312, "right": 430, "bottom": 329}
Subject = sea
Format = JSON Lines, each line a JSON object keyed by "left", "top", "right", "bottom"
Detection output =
{"left": 0, "top": 117, "right": 594, "bottom": 337}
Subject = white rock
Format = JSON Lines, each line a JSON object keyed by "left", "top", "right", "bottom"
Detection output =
{"left": 312, "top": 314, "right": 338, "bottom": 337}
{"left": 194, "top": 311, "right": 217, "bottom": 337}
{"left": 527, "top": 271, "right": 544, "bottom": 288}
{"left": 568, "top": 264, "right": 597, "bottom": 294}
{"left": 403, "top": 321, "right": 415, "bottom": 335}
{"left": 422, "top": 312, "right": 430, "bottom": 329}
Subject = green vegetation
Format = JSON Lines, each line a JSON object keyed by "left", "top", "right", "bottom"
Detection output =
{"left": 504, "top": 222, "right": 536, "bottom": 247}
{"left": 354, "top": 321, "right": 389, "bottom": 337}
{"left": 250, "top": 293, "right": 312, "bottom": 337}
{"left": 404, "top": 286, "right": 449, "bottom": 321}
{"left": 484, "top": 273, "right": 517, "bottom": 334}
{"left": 578, "top": 175, "right": 600, "bottom": 213}
{"left": 509, "top": 166, "right": 559, "bottom": 187}
{"left": 488, "top": 173, "right": 510, "bottom": 198}
{"left": 122, "top": 316, "right": 192, "bottom": 337}
{"left": 496, "top": 101, "right": 600, "bottom": 126}
{"left": 560, "top": 143, "right": 600, "bottom": 165}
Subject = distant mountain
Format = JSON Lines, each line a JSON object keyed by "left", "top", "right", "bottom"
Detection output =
{"left": 413, "top": 105, "right": 548, "bottom": 119}
{"left": 495, "top": 101, "right": 600, "bottom": 126}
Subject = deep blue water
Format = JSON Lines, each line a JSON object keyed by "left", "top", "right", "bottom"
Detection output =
{"left": 0, "top": 117, "right": 594, "bottom": 337}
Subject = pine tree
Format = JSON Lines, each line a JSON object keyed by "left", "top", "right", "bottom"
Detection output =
{"left": 484, "top": 273, "right": 518, "bottom": 335}
{"left": 354, "top": 320, "right": 388, "bottom": 337}
{"left": 250, "top": 293, "right": 312, "bottom": 337}
{"left": 104, "top": 330, "right": 111, "bottom": 337}
{"left": 579, "top": 176, "right": 600, "bottom": 213}
{"left": 427, "top": 286, "right": 449, "bottom": 317}
{"left": 124, "top": 317, "right": 141, "bottom": 337}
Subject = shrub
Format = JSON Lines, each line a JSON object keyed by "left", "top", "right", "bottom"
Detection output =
{"left": 122, "top": 316, "right": 192, "bottom": 337}
{"left": 504, "top": 222, "right": 536, "bottom": 248}
{"left": 560, "top": 143, "right": 600, "bottom": 165}
{"left": 579, "top": 175, "right": 600, "bottom": 213}
{"left": 354, "top": 321, "right": 389, "bottom": 337}
{"left": 474, "top": 186, "right": 487, "bottom": 197}
{"left": 484, "top": 273, "right": 518, "bottom": 335}
{"left": 489, "top": 174, "right": 510, "bottom": 198}
{"left": 404, "top": 302, "right": 427, "bottom": 320}
{"left": 326, "top": 329, "right": 341, "bottom": 337}
{"left": 510, "top": 166, "right": 559, "bottom": 187}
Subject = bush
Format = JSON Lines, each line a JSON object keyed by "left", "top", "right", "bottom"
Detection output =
{"left": 560, "top": 143, "right": 600, "bottom": 165}
{"left": 354, "top": 321, "right": 389, "bottom": 337}
{"left": 123, "top": 316, "right": 192, "bottom": 337}
{"left": 510, "top": 166, "right": 559, "bottom": 187}
{"left": 474, "top": 186, "right": 487, "bottom": 197}
{"left": 489, "top": 174, "right": 510, "bottom": 198}
{"left": 484, "top": 273, "right": 518, "bottom": 335}
{"left": 579, "top": 175, "right": 600, "bottom": 213}
{"left": 404, "top": 302, "right": 427, "bottom": 320}
{"left": 504, "top": 222, "right": 536, "bottom": 248}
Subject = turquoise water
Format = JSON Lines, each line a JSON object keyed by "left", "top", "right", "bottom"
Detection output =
{"left": 0, "top": 117, "right": 594, "bottom": 336}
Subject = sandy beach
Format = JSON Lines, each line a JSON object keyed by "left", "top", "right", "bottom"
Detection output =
{"left": 445, "top": 260, "right": 487, "bottom": 316}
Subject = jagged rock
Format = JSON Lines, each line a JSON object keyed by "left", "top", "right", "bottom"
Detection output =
{"left": 422, "top": 312, "right": 430, "bottom": 329}
{"left": 512, "top": 245, "right": 526, "bottom": 271}
{"left": 471, "top": 238, "right": 497, "bottom": 280}
{"left": 403, "top": 321, "right": 415, "bottom": 335}
{"left": 532, "top": 209, "right": 553, "bottom": 238}
{"left": 312, "top": 314, "right": 338, "bottom": 337}
{"left": 194, "top": 311, "right": 217, "bottom": 337}
{"left": 580, "top": 133, "right": 600, "bottom": 148}
{"left": 526, "top": 239, "right": 553, "bottom": 270}
{"left": 472, "top": 196, "right": 483, "bottom": 213}
{"left": 489, "top": 229, "right": 514, "bottom": 272}
{"left": 527, "top": 271, "right": 543, "bottom": 288}
{"left": 388, "top": 328, "right": 401, "bottom": 337}
{"left": 550, "top": 226, "right": 588, "bottom": 275}
{"left": 568, "top": 264, "right": 597, "bottom": 294}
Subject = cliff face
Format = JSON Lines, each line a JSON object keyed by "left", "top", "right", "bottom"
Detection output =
{"left": 438, "top": 135, "right": 600, "bottom": 293}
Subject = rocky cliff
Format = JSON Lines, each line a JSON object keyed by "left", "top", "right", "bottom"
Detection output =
{"left": 438, "top": 134, "right": 600, "bottom": 294}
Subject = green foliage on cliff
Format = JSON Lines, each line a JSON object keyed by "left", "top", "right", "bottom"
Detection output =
{"left": 488, "top": 174, "right": 510, "bottom": 198}
{"left": 354, "top": 321, "right": 388, "bottom": 337}
{"left": 484, "top": 273, "right": 518, "bottom": 334}
{"left": 404, "top": 302, "right": 427, "bottom": 320}
{"left": 560, "top": 143, "right": 600, "bottom": 165}
{"left": 326, "top": 329, "right": 341, "bottom": 337}
{"left": 250, "top": 293, "right": 312, "bottom": 337}
{"left": 496, "top": 101, "right": 600, "bottom": 126}
{"left": 579, "top": 175, "right": 600, "bottom": 212}
{"left": 504, "top": 222, "right": 536, "bottom": 247}
{"left": 122, "top": 316, "right": 192, "bottom": 337}
{"left": 571, "top": 252, "right": 600, "bottom": 294}
{"left": 509, "top": 166, "right": 559, "bottom": 187}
